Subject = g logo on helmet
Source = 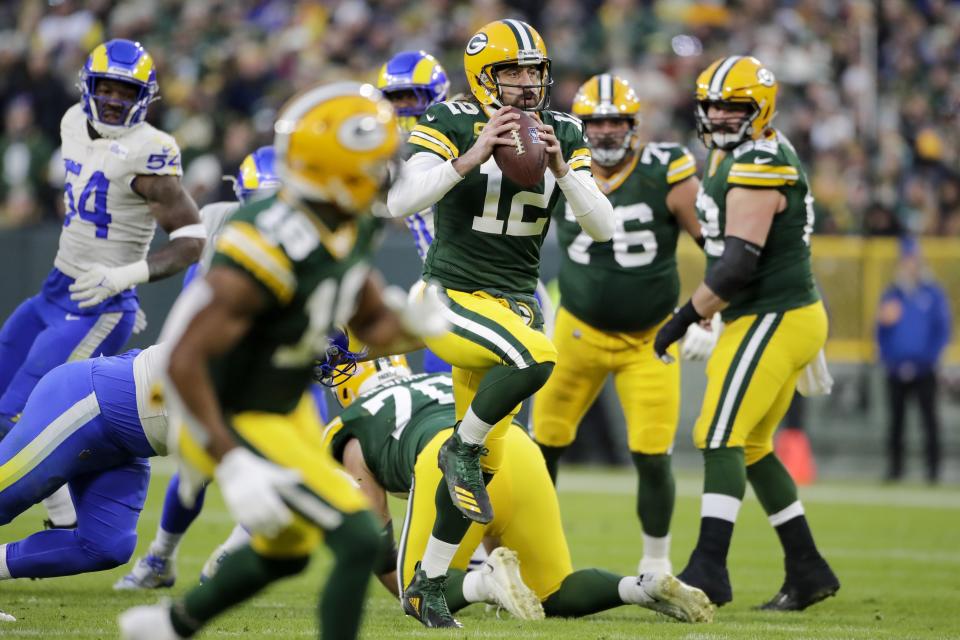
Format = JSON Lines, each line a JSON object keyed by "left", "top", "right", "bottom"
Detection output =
{"left": 757, "top": 68, "right": 776, "bottom": 87}
{"left": 466, "top": 33, "right": 488, "bottom": 56}
{"left": 337, "top": 115, "right": 388, "bottom": 151}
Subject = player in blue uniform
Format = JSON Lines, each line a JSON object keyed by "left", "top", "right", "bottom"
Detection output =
{"left": 0, "top": 343, "right": 169, "bottom": 621}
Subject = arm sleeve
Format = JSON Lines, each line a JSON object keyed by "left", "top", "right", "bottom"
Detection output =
{"left": 556, "top": 168, "right": 614, "bottom": 241}
{"left": 211, "top": 220, "right": 295, "bottom": 307}
{"left": 727, "top": 148, "right": 798, "bottom": 189}
{"left": 131, "top": 131, "right": 183, "bottom": 177}
{"left": 385, "top": 152, "right": 464, "bottom": 218}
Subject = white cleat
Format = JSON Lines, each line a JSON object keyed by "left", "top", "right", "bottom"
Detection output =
{"left": 639, "top": 572, "right": 714, "bottom": 623}
{"left": 479, "top": 547, "right": 544, "bottom": 621}
{"left": 0, "top": 609, "right": 15, "bottom": 622}
{"left": 199, "top": 544, "right": 231, "bottom": 583}
{"left": 118, "top": 603, "right": 184, "bottom": 640}
{"left": 114, "top": 554, "right": 176, "bottom": 590}
{"left": 638, "top": 557, "right": 673, "bottom": 576}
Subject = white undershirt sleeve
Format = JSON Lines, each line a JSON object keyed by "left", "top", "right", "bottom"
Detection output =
{"left": 385, "top": 152, "right": 464, "bottom": 218}
{"left": 557, "top": 169, "right": 615, "bottom": 241}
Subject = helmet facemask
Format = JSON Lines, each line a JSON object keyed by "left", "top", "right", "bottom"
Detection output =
{"left": 583, "top": 116, "right": 637, "bottom": 167}
{"left": 695, "top": 99, "right": 762, "bottom": 150}
{"left": 480, "top": 58, "right": 553, "bottom": 111}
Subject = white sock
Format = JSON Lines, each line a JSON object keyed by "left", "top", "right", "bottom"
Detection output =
{"left": 457, "top": 407, "right": 494, "bottom": 445}
{"left": 461, "top": 569, "right": 491, "bottom": 603}
{"left": 768, "top": 500, "right": 805, "bottom": 527}
{"left": 222, "top": 524, "right": 252, "bottom": 553}
{"left": 0, "top": 544, "right": 10, "bottom": 580}
{"left": 618, "top": 576, "right": 653, "bottom": 605}
{"left": 42, "top": 486, "right": 76, "bottom": 526}
{"left": 421, "top": 535, "right": 459, "bottom": 578}
{"left": 149, "top": 529, "right": 183, "bottom": 558}
{"left": 642, "top": 532, "right": 670, "bottom": 562}
{"left": 701, "top": 493, "right": 742, "bottom": 523}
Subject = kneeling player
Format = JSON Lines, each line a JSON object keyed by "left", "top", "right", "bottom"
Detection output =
{"left": 320, "top": 353, "right": 714, "bottom": 628}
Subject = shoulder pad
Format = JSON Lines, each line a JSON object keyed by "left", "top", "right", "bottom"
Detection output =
{"left": 727, "top": 140, "right": 799, "bottom": 188}
{"left": 129, "top": 127, "right": 182, "bottom": 177}
{"left": 644, "top": 142, "right": 697, "bottom": 185}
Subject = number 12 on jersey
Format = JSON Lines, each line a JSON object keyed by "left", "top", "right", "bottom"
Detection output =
{"left": 565, "top": 202, "right": 658, "bottom": 267}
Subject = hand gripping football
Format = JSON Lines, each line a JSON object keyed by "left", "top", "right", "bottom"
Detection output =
{"left": 493, "top": 107, "right": 548, "bottom": 188}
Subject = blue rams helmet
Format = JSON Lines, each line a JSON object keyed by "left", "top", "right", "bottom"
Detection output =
{"left": 376, "top": 50, "right": 449, "bottom": 131}
{"left": 232, "top": 146, "right": 280, "bottom": 203}
{"left": 79, "top": 39, "right": 159, "bottom": 133}
{"left": 314, "top": 330, "right": 368, "bottom": 390}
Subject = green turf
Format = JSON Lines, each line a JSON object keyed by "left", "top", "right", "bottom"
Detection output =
{"left": 2, "top": 463, "right": 958, "bottom": 639}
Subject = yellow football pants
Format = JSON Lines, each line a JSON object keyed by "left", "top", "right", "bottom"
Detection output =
{"left": 532, "top": 306, "right": 680, "bottom": 454}
{"left": 694, "top": 301, "right": 828, "bottom": 465}
{"left": 424, "top": 287, "right": 557, "bottom": 473}
{"left": 174, "top": 391, "right": 370, "bottom": 558}
{"left": 398, "top": 426, "right": 573, "bottom": 600}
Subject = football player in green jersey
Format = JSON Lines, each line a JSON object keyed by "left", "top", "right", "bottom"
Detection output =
{"left": 653, "top": 56, "right": 840, "bottom": 611}
{"left": 386, "top": 18, "right": 614, "bottom": 627}
{"left": 532, "top": 73, "right": 709, "bottom": 578}
{"left": 118, "top": 83, "right": 448, "bottom": 640}
{"left": 319, "top": 354, "right": 713, "bottom": 628}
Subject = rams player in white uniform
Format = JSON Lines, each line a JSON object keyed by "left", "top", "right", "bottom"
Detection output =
{"left": 0, "top": 38, "right": 202, "bottom": 528}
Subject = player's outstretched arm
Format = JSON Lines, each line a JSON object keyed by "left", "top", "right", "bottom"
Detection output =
{"left": 341, "top": 436, "right": 399, "bottom": 596}
{"left": 133, "top": 173, "right": 205, "bottom": 281}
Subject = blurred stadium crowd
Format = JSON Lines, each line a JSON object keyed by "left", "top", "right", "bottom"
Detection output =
{"left": 0, "top": 0, "right": 957, "bottom": 236}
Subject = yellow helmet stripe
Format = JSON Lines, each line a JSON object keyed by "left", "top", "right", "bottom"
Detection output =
{"left": 411, "top": 56, "right": 436, "bottom": 85}
{"left": 708, "top": 55, "right": 743, "bottom": 96}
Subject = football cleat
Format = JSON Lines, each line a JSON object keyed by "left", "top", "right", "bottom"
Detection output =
{"left": 477, "top": 547, "right": 544, "bottom": 621}
{"left": 437, "top": 431, "right": 493, "bottom": 524}
{"left": 114, "top": 554, "right": 176, "bottom": 590}
{"left": 677, "top": 551, "right": 733, "bottom": 606}
{"left": 118, "top": 602, "right": 184, "bottom": 640}
{"left": 758, "top": 557, "right": 840, "bottom": 611}
{"left": 401, "top": 564, "right": 462, "bottom": 628}
{"left": 199, "top": 544, "right": 231, "bottom": 583}
{"left": 0, "top": 609, "right": 15, "bottom": 622}
{"left": 638, "top": 572, "right": 714, "bottom": 623}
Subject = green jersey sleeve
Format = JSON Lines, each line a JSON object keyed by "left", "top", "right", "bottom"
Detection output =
{"left": 544, "top": 110, "right": 592, "bottom": 173}
{"left": 727, "top": 139, "right": 800, "bottom": 190}
{"left": 210, "top": 203, "right": 297, "bottom": 308}
{"left": 405, "top": 101, "right": 475, "bottom": 162}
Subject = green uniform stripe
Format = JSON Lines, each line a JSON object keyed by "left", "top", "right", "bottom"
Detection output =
{"left": 709, "top": 56, "right": 743, "bottom": 96}
{"left": 704, "top": 315, "right": 765, "bottom": 447}
{"left": 707, "top": 312, "right": 783, "bottom": 448}
{"left": 442, "top": 292, "right": 535, "bottom": 368}
{"left": 502, "top": 20, "right": 526, "bottom": 49}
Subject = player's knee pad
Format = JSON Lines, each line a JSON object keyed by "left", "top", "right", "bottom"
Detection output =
{"left": 79, "top": 529, "right": 137, "bottom": 570}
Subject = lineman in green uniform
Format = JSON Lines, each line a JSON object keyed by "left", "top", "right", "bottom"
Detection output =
{"left": 320, "top": 355, "right": 713, "bottom": 627}
{"left": 532, "top": 73, "right": 706, "bottom": 578}
{"left": 386, "top": 19, "right": 614, "bottom": 627}
{"left": 118, "top": 83, "right": 448, "bottom": 640}
{"left": 653, "top": 56, "right": 840, "bottom": 611}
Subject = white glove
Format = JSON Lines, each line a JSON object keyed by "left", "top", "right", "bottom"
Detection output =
{"left": 383, "top": 282, "right": 451, "bottom": 338}
{"left": 681, "top": 313, "right": 722, "bottom": 361}
{"left": 214, "top": 448, "right": 301, "bottom": 537}
{"left": 797, "top": 349, "right": 833, "bottom": 397}
{"left": 133, "top": 307, "right": 148, "bottom": 334}
{"left": 69, "top": 261, "right": 149, "bottom": 308}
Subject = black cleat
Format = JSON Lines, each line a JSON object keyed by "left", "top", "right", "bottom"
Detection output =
{"left": 677, "top": 550, "right": 733, "bottom": 606}
{"left": 758, "top": 557, "right": 840, "bottom": 611}
{"left": 437, "top": 431, "right": 493, "bottom": 524}
{"left": 402, "top": 564, "right": 463, "bottom": 628}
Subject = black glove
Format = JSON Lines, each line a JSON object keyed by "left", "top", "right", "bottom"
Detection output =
{"left": 654, "top": 300, "right": 703, "bottom": 363}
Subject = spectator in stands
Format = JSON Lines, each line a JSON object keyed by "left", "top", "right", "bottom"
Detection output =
{"left": 0, "top": 95, "right": 55, "bottom": 227}
{"left": 875, "top": 237, "right": 952, "bottom": 484}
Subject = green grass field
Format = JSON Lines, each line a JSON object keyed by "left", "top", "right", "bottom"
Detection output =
{"left": 2, "top": 462, "right": 959, "bottom": 639}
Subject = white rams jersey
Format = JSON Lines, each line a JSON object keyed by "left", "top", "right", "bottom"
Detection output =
{"left": 132, "top": 342, "right": 171, "bottom": 456}
{"left": 197, "top": 200, "right": 239, "bottom": 270}
{"left": 54, "top": 103, "right": 182, "bottom": 279}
